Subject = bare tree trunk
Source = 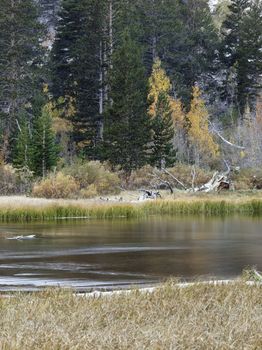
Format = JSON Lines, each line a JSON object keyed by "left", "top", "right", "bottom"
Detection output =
{"left": 42, "top": 127, "right": 46, "bottom": 178}
{"left": 109, "top": 0, "right": 113, "bottom": 67}
{"left": 98, "top": 41, "right": 104, "bottom": 141}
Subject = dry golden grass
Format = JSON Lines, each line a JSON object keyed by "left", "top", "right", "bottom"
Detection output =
{"left": 0, "top": 281, "right": 261, "bottom": 350}
{"left": 1, "top": 192, "right": 262, "bottom": 221}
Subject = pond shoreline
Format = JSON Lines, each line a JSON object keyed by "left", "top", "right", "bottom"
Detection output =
{"left": 1, "top": 194, "right": 262, "bottom": 221}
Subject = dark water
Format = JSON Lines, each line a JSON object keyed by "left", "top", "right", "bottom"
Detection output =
{"left": 0, "top": 216, "right": 261, "bottom": 291}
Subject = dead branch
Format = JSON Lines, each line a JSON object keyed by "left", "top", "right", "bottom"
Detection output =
{"left": 150, "top": 171, "right": 174, "bottom": 194}
{"left": 209, "top": 121, "right": 245, "bottom": 150}
{"left": 162, "top": 168, "right": 187, "bottom": 190}
{"left": 191, "top": 165, "right": 196, "bottom": 192}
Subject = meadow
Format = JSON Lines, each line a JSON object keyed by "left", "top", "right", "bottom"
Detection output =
{"left": 0, "top": 280, "right": 261, "bottom": 350}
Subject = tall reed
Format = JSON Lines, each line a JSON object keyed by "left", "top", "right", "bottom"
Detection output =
{"left": 1, "top": 197, "right": 262, "bottom": 221}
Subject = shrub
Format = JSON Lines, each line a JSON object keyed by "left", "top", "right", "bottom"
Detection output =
{"left": 32, "top": 172, "right": 79, "bottom": 199}
{"left": 127, "top": 165, "right": 155, "bottom": 189}
{"left": 232, "top": 168, "right": 262, "bottom": 190}
{"left": 0, "top": 164, "right": 19, "bottom": 195}
{"left": 64, "top": 161, "right": 121, "bottom": 195}
{"left": 167, "top": 164, "right": 212, "bottom": 188}
{"left": 80, "top": 184, "right": 98, "bottom": 199}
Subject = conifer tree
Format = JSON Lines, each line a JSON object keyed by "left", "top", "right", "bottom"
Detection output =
{"left": 103, "top": 31, "right": 150, "bottom": 174}
{"left": 0, "top": 0, "right": 43, "bottom": 159}
{"left": 51, "top": 0, "right": 107, "bottom": 158}
{"left": 150, "top": 92, "right": 175, "bottom": 168}
{"left": 148, "top": 59, "right": 175, "bottom": 168}
{"left": 12, "top": 118, "right": 31, "bottom": 170}
{"left": 30, "top": 107, "right": 59, "bottom": 177}
{"left": 221, "top": 0, "right": 262, "bottom": 113}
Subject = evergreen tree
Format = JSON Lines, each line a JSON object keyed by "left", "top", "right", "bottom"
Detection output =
{"left": 138, "top": 0, "right": 219, "bottom": 106}
{"left": 51, "top": 0, "right": 107, "bottom": 158}
{"left": 12, "top": 118, "right": 31, "bottom": 170}
{"left": 103, "top": 31, "right": 150, "bottom": 174}
{"left": 148, "top": 59, "right": 175, "bottom": 168}
{"left": 30, "top": 108, "right": 59, "bottom": 177}
{"left": 174, "top": 0, "right": 219, "bottom": 106}
{"left": 150, "top": 92, "right": 175, "bottom": 168}
{"left": 221, "top": 0, "right": 262, "bottom": 113}
{"left": 0, "top": 0, "right": 43, "bottom": 159}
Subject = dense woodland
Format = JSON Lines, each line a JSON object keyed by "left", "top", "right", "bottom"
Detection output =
{"left": 0, "top": 0, "right": 262, "bottom": 196}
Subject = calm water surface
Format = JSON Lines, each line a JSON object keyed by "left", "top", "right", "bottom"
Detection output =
{"left": 0, "top": 216, "right": 261, "bottom": 291}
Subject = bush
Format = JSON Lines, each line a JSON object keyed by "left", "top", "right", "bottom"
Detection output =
{"left": 80, "top": 184, "right": 98, "bottom": 199}
{"left": 126, "top": 165, "right": 155, "bottom": 189}
{"left": 32, "top": 172, "right": 79, "bottom": 199}
{"left": 232, "top": 168, "right": 262, "bottom": 190}
{"left": 64, "top": 161, "right": 121, "bottom": 195}
{"left": 0, "top": 165, "right": 19, "bottom": 195}
{"left": 166, "top": 164, "right": 212, "bottom": 188}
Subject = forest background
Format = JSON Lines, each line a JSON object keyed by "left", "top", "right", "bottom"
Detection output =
{"left": 0, "top": 0, "right": 262, "bottom": 198}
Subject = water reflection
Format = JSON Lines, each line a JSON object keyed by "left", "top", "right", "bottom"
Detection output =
{"left": 0, "top": 216, "right": 261, "bottom": 291}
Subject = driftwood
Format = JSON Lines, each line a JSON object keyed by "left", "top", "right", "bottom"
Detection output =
{"left": 148, "top": 162, "right": 234, "bottom": 194}
{"left": 192, "top": 171, "right": 230, "bottom": 193}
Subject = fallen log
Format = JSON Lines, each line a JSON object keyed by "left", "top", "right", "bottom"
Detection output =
{"left": 191, "top": 171, "right": 230, "bottom": 193}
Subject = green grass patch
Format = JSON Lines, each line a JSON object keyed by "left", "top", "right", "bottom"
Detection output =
{"left": 1, "top": 196, "right": 262, "bottom": 222}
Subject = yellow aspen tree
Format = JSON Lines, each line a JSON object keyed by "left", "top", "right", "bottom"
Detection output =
{"left": 148, "top": 59, "right": 185, "bottom": 127}
{"left": 187, "top": 86, "right": 219, "bottom": 162}
{"left": 148, "top": 59, "right": 172, "bottom": 117}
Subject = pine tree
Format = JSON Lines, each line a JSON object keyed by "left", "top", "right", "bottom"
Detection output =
{"left": 148, "top": 59, "right": 175, "bottom": 168}
{"left": 135, "top": 0, "right": 183, "bottom": 72}
{"left": 221, "top": 0, "right": 262, "bottom": 113}
{"left": 103, "top": 31, "right": 150, "bottom": 174}
{"left": 30, "top": 107, "right": 59, "bottom": 177}
{"left": 150, "top": 92, "right": 175, "bottom": 168}
{"left": 0, "top": 0, "right": 43, "bottom": 159}
{"left": 51, "top": 0, "right": 107, "bottom": 158}
{"left": 12, "top": 118, "right": 31, "bottom": 170}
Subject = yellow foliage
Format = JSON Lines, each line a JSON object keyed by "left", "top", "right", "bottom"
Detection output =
{"left": 42, "top": 83, "right": 49, "bottom": 94}
{"left": 148, "top": 59, "right": 185, "bottom": 129}
{"left": 42, "top": 96, "right": 75, "bottom": 134}
{"left": 187, "top": 86, "right": 219, "bottom": 158}
{"left": 240, "top": 150, "right": 246, "bottom": 158}
{"left": 148, "top": 59, "right": 172, "bottom": 117}
{"left": 170, "top": 98, "right": 185, "bottom": 129}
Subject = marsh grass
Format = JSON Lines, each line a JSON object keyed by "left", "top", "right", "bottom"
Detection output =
{"left": 0, "top": 281, "right": 261, "bottom": 349}
{"left": 1, "top": 194, "right": 262, "bottom": 221}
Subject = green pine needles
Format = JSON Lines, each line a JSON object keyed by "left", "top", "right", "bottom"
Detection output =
{"left": 103, "top": 31, "right": 150, "bottom": 175}
{"left": 13, "top": 107, "right": 59, "bottom": 178}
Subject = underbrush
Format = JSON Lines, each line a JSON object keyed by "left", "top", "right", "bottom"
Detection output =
{"left": 0, "top": 165, "right": 32, "bottom": 195}
{"left": 0, "top": 280, "right": 261, "bottom": 349}
{"left": 32, "top": 172, "right": 80, "bottom": 199}
{"left": 3, "top": 161, "right": 262, "bottom": 199}
{"left": 32, "top": 161, "right": 121, "bottom": 199}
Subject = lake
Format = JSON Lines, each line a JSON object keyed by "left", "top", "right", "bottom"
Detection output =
{"left": 0, "top": 216, "right": 261, "bottom": 291}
